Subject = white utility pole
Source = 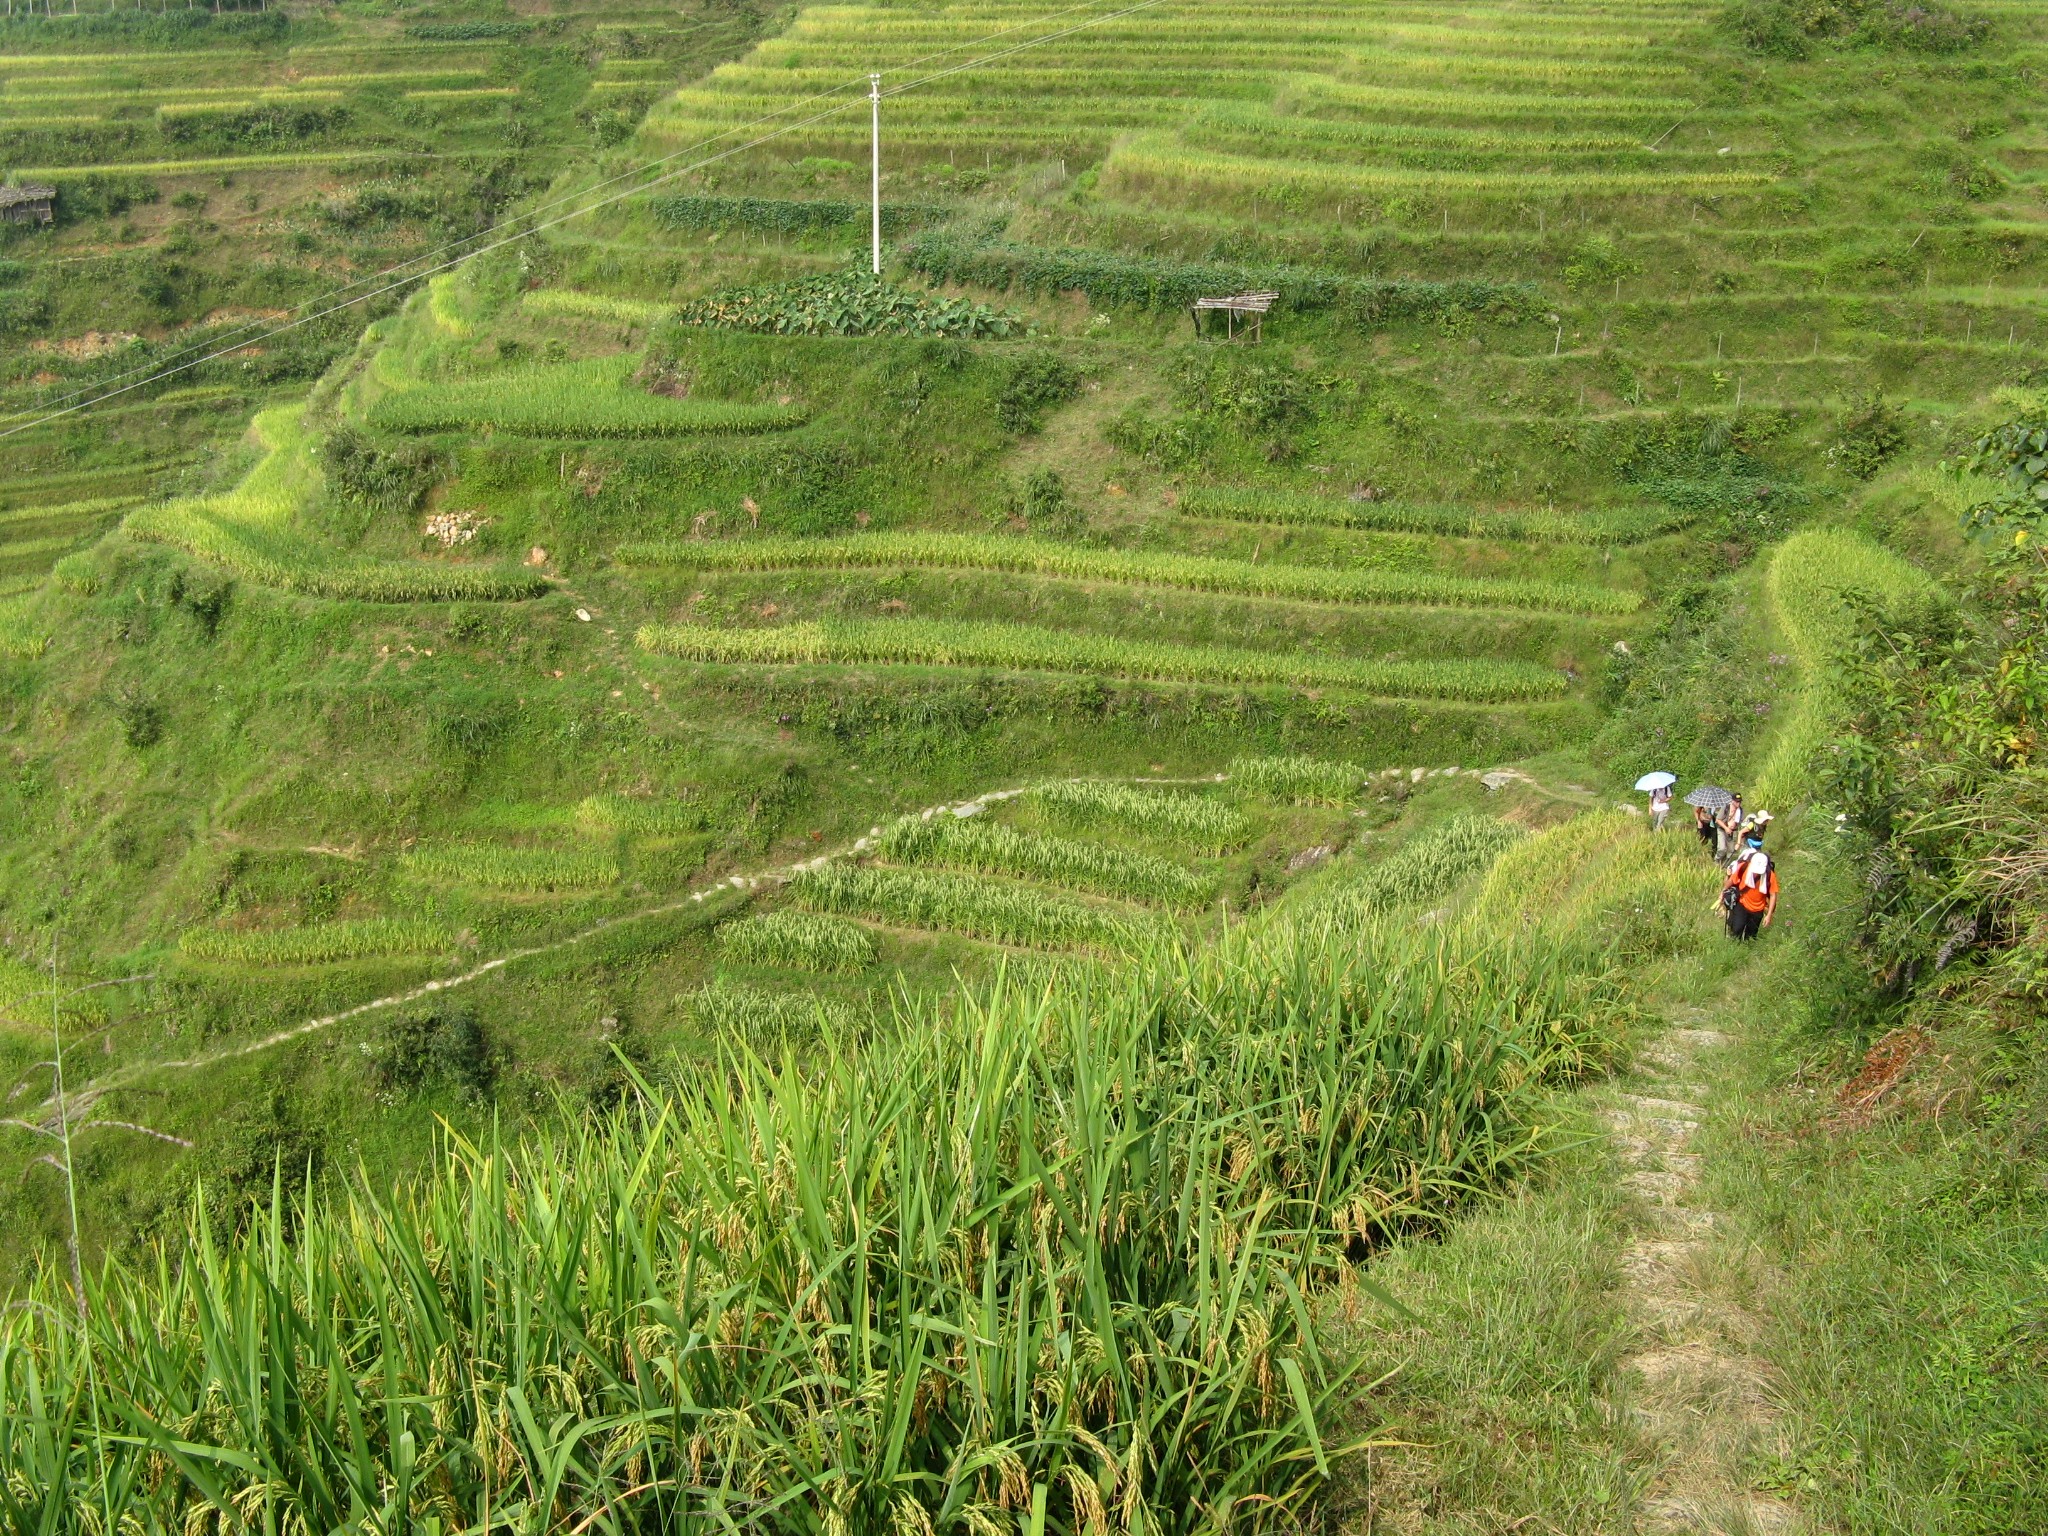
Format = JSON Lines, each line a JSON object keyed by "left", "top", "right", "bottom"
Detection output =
{"left": 869, "top": 74, "right": 883, "bottom": 276}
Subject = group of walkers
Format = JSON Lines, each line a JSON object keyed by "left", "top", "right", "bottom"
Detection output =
{"left": 1640, "top": 775, "right": 1780, "bottom": 941}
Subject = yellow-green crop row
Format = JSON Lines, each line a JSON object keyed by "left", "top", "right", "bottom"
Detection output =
{"left": 1280, "top": 77, "right": 1693, "bottom": 118}
{"left": 12, "top": 153, "right": 420, "bottom": 177}
{"left": 636, "top": 617, "right": 1571, "bottom": 703}
{"left": 368, "top": 357, "right": 806, "bottom": 439}
{"left": 573, "top": 793, "right": 702, "bottom": 838}
{"left": 401, "top": 843, "right": 620, "bottom": 893}
{"left": 406, "top": 87, "right": 519, "bottom": 100}
{"left": 297, "top": 71, "right": 493, "bottom": 87}
{"left": 791, "top": 864, "right": 1152, "bottom": 954}
{"left": 876, "top": 813, "right": 1216, "bottom": 906}
{"left": 677, "top": 981, "right": 861, "bottom": 1039}
{"left": 1103, "top": 140, "right": 1771, "bottom": 200}
{"left": 1228, "top": 755, "right": 1366, "bottom": 806}
{"left": 154, "top": 94, "right": 344, "bottom": 119}
{"left": 177, "top": 918, "right": 455, "bottom": 967}
{"left": 1179, "top": 487, "right": 1687, "bottom": 544}
{"left": 614, "top": 532, "right": 1639, "bottom": 615}
{"left": 717, "top": 909, "right": 876, "bottom": 975}
{"left": 1031, "top": 780, "right": 1253, "bottom": 854}
{"left": 522, "top": 290, "right": 673, "bottom": 324}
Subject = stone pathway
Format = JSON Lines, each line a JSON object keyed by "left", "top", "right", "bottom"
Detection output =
{"left": 1605, "top": 1007, "right": 1811, "bottom": 1535}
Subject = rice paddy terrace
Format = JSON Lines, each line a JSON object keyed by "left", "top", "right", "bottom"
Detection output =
{"left": 0, "top": 0, "right": 2043, "bottom": 1304}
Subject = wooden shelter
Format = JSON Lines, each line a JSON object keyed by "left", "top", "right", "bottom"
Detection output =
{"left": 1190, "top": 290, "right": 1277, "bottom": 343}
{"left": 0, "top": 184, "right": 54, "bottom": 226}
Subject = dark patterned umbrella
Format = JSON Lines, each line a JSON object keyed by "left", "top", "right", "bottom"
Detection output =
{"left": 1684, "top": 784, "right": 1734, "bottom": 811}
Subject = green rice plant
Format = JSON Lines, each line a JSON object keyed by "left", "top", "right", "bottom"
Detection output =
{"left": 614, "top": 531, "right": 1639, "bottom": 615}
{"left": 1756, "top": 529, "right": 1935, "bottom": 805}
{"left": 1466, "top": 813, "right": 1712, "bottom": 959}
{"left": 368, "top": 357, "right": 805, "bottom": 439}
{"left": 1032, "top": 779, "right": 1253, "bottom": 854}
{"left": 15, "top": 153, "right": 413, "bottom": 177}
{"left": 717, "top": 908, "right": 877, "bottom": 974}
{"left": 678, "top": 981, "right": 862, "bottom": 1040}
{"left": 521, "top": 289, "right": 671, "bottom": 324}
{"left": 401, "top": 842, "right": 619, "bottom": 893}
{"left": 573, "top": 792, "right": 703, "bottom": 837}
{"left": 1102, "top": 138, "right": 1774, "bottom": 203}
{"left": 1178, "top": 487, "right": 1688, "bottom": 544}
{"left": 0, "top": 594, "right": 48, "bottom": 659}
{"left": 176, "top": 917, "right": 454, "bottom": 967}
{"left": 0, "top": 948, "right": 103, "bottom": 1034}
{"left": 1229, "top": 754, "right": 1366, "bottom": 806}
{"left": 404, "top": 86, "right": 518, "bottom": 100}
{"left": 1314, "top": 815, "right": 1527, "bottom": 922}
{"left": 877, "top": 812, "right": 1217, "bottom": 905}
{"left": 1277, "top": 76, "right": 1694, "bottom": 120}
{"left": 0, "top": 908, "right": 1626, "bottom": 1528}
{"left": 635, "top": 617, "right": 1571, "bottom": 703}
{"left": 792, "top": 862, "right": 1152, "bottom": 952}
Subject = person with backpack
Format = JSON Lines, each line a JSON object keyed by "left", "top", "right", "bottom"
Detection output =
{"left": 1721, "top": 816, "right": 1778, "bottom": 940}
{"left": 1649, "top": 781, "right": 1673, "bottom": 831}
{"left": 1715, "top": 793, "right": 1745, "bottom": 860}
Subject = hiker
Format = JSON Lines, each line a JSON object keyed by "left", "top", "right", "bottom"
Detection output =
{"left": 1721, "top": 815, "right": 1778, "bottom": 941}
{"left": 1694, "top": 803, "right": 1717, "bottom": 854}
{"left": 1715, "top": 793, "right": 1744, "bottom": 860}
{"left": 1649, "top": 781, "right": 1673, "bottom": 831}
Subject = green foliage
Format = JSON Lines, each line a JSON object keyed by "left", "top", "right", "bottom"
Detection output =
{"left": 1959, "top": 413, "right": 2048, "bottom": 560}
{"left": 0, "top": 914, "right": 1626, "bottom": 1529}
{"left": 901, "top": 231, "right": 1544, "bottom": 323}
{"left": 1560, "top": 233, "right": 1641, "bottom": 293}
{"left": 0, "top": 594, "right": 49, "bottom": 660}
{"left": 675, "top": 270, "right": 1021, "bottom": 338}
{"left": 1826, "top": 391, "right": 1907, "bottom": 480}
{"left": 365, "top": 1002, "right": 495, "bottom": 1099}
{"left": 877, "top": 811, "right": 1216, "bottom": 905}
{"left": 1008, "top": 468, "right": 1080, "bottom": 537}
{"left": 368, "top": 358, "right": 806, "bottom": 439}
{"left": 1728, "top": 0, "right": 1988, "bottom": 55}
{"left": 616, "top": 531, "right": 1638, "bottom": 614}
{"left": 792, "top": 862, "right": 1151, "bottom": 951}
{"left": 406, "top": 20, "right": 531, "bottom": 39}
{"left": 636, "top": 617, "right": 1572, "bottom": 702}
{"left": 1179, "top": 487, "right": 1688, "bottom": 544}
{"left": 178, "top": 918, "right": 453, "bottom": 967}
{"left": 995, "top": 349, "right": 1081, "bottom": 433}
{"left": 1229, "top": 754, "right": 1365, "bottom": 806}
{"left": 401, "top": 843, "right": 620, "bottom": 893}
{"left": 1172, "top": 347, "right": 1316, "bottom": 434}
{"left": 317, "top": 427, "right": 442, "bottom": 513}
{"left": 717, "top": 908, "right": 877, "bottom": 974}
{"left": 111, "top": 684, "right": 164, "bottom": 749}
{"left": 1032, "top": 779, "right": 1253, "bottom": 854}
{"left": 1313, "top": 815, "right": 1526, "bottom": 920}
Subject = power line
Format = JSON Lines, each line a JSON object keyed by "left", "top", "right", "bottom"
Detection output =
{"left": 4, "top": 0, "right": 1157, "bottom": 426}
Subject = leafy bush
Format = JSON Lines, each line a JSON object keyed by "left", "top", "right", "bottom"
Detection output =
{"left": 675, "top": 270, "right": 1021, "bottom": 338}
{"left": 1827, "top": 392, "right": 1907, "bottom": 480}
{"left": 1728, "top": 0, "right": 1987, "bottom": 55}
{"left": 1959, "top": 412, "right": 2048, "bottom": 556}
{"left": 877, "top": 812, "right": 1216, "bottom": 905}
{"left": 996, "top": 350, "right": 1080, "bottom": 433}
{"left": 1561, "top": 233, "right": 1642, "bottom": 293}
{"left": 365, "top": 1003, "right": 495, "bottom": 1099}
{"left": 718, "top": 909, "right": 877, "bottom": 974}
{"left": 1032, "top": 779, "right": 1253, "bottom": 853}
{"left": 1009, "top": 468, "right": 1080, "bottom": 536}
{"left": 1229, "top": 754, "right": 1365, "bottom": 806}
{"left": 318, "top": 426, "right": 442, "bottom": 512}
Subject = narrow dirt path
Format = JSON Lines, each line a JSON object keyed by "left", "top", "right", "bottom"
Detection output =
{"left": 1606, "top": 1003, "right": 1810, "bottom": 1535}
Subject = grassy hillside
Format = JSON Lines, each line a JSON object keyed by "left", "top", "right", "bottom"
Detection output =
{"left": 1, "top": 0, "right": 2045, "bottom": 1520}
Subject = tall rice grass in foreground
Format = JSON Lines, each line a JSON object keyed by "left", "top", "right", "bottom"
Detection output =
{"left": 0, "top": 915, "right": 1625, "bottom": 1530}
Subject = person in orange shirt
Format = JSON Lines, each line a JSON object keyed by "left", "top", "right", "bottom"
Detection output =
{"left": 1721, "top": 821, "right": 1778, "bottom": 940}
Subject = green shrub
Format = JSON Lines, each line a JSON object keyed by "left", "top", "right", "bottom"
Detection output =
{"left": 717, "top": 909, "right": 877, "bottom": 974}
{"left": 996, "top": 350, "right": 1081, "bottom": 433}
{"left": 1826, "top": 392, "right": 1907, "bottom": 481}
{"left": 365, "top": 1003, "right": 495, "bottom": 1099}
{"left": 318, "top": 426, "right": 442, "bottom": 512}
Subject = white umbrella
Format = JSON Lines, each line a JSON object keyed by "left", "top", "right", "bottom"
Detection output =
{"left": 1634, "top": 771, "right": 1677, "bottom": 792}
